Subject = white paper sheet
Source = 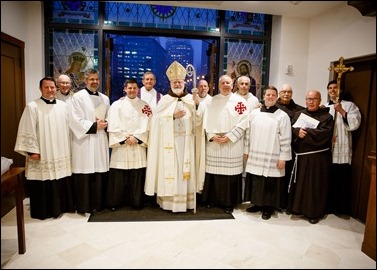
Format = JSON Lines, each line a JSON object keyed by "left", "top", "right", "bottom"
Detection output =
{"left": 292, "top": 113, "right": 319, "bottom": 129}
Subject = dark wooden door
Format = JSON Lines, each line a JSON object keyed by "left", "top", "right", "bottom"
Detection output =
{"left": 1, "top": 32, "right": 25, "bottom": 167}
{"left": 333, "top": 54, "right": 376, "bottom": 222}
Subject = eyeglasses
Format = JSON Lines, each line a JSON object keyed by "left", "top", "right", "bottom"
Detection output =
{"left": 306, "top": 98, "right": 320, "bottom": 102}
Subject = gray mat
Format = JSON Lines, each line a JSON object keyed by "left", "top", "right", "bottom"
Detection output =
{"left": 88, "top": 205, "right": 234, "bottom": 222}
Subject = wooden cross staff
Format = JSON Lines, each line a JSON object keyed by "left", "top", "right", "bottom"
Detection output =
{"left": 328, "top": 56, "right": 354, "bottom": 151}
{"left": 328, "top": 56, "right": 354, "bottom": 102}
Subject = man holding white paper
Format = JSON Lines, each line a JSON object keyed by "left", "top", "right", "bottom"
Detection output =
{"left": 287, "top": 90, "right": 334, "bottom": 224}
{"left": 69, "top": 69, "right": 110, "bottom": 215}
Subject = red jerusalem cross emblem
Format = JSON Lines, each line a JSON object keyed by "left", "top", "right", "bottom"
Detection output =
{"left": 235, "top": 102, "right": 247, "bottom": 114}
{"left": 142, "top": 105, "right": 152, "bottom": 116}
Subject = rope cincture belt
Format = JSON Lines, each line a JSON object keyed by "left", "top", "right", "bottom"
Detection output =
{"left": 288, "top": 148, "right": 329, "bottom": 192}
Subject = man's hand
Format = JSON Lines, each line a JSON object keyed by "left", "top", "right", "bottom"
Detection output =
{"left": 334, "top": 103, "right": 346, "bottom": 117}
{"left": 173, "top": 109, "right": 186, "bottom": 119}
{"left": 29, "top": 153, "right": 40, "bottom": 160}
{"left": 298, "top": 128, "right": 307, "bottom": 138}
{"left": 276, "top": 160, "right": 286, "bottom": 169}
{"left": 96, "top": 118, "right": 108, "bottom": 130}
{"left": 192, "top": 88, "right": 200, "bottom": 105}
{"left": 126, "top": 135, "right": 138, "bottom": 146}
{"left": 211, "top": 134, "right": 230, "bottom": 144}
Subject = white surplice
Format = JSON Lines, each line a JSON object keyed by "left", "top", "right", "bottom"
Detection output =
{"left": 326, "top": 100, "right": 361, "bottom": 164}
{"left": 107, "top": 96, "right": 151, "bottom": 169}
{"left": 235, "top": 91, "right": 261, "bottom": 179}
{"left": 144, "top": 93, "right": 199, "bottom": 212}
{"left": 203, "top": 93, "right": 250, "bottom": 176}
{"left": 14, "top": 99, "right": 71, "bottom": 180}
{"left": 68, "top": 90, "right": 110, "bottom": 173}
{"left": 244, "top": 108, "right": 292, "bottom": 177}
{"left": 56, "top": 90, "right": 74, "bottom": 105}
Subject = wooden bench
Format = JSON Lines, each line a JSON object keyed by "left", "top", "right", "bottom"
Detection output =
{"left": 1, "top": 167, "right": 26, "bottom": 254}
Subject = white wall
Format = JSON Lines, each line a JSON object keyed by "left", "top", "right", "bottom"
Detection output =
{"left": 307, "top": 2, "right": 376, "bottom": 102}
{"left": 271, "top": 2, "right": 376, "bottom": 106}
{"left": 1, "top": 2, "right": 376, "bottom": 105}
{"left": 1, "top": 1, "right": 43, "bottom": 103}
{"left": 270, "top": 15, "right": 310, "bottom": 105}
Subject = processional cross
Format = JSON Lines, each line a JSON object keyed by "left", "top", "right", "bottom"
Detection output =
{"left": 328, "top": 56, "right": 354, "bottom": 102}
{"left": 328, "top": 56, "right": 354, "bottom": 151}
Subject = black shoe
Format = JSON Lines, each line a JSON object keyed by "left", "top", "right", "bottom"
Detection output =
{"left": 145, "top": 201, "right": 159, "bottom": 208}
{"left": 224, "top": 207, "right": 234, "bottom": 214}
{"left": 262, "top": 211, "right": 272, "bottom": 220}
{"left": 206, "top": 203, "right": 214, "bottom": 209}
{"left": 246, "top": 205, "right": 262, "bottom": 213}
{"left": 309, "top": 218, "right": 319, "bottom": 224}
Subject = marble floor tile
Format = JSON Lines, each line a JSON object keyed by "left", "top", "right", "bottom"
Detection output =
{"left": 1, "top": 199, "right": 375, "bottom": 269}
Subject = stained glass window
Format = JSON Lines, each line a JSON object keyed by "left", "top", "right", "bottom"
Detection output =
{"left": 49, "top": 29, "right": 98, "bottom": 91}
{"left": 50, "top": 1, "right": 99, "bottom": 25}
{"left": 104, "top": 2, "right": 219, "bottom": 32}
{"left": 45, "top": 2, "right": 271, "bottom": 100}
{"left": 225, "top": 11, "right": 269, "bottom": 36}
{"left": 224, "top": 39, "right": 268, "bottom": 99}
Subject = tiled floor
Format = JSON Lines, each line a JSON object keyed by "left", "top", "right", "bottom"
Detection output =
{"left": 1, "top": 198, "right": 375, "bottom": 269}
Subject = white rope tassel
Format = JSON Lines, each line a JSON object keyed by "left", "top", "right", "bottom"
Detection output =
{"left": 288, "top": 148, "right": 329, "bottom": 193}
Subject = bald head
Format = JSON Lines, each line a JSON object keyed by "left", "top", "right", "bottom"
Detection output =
{"left": 58, "top": 74, "right": 71, "bottom": 82}
{"left": 305, "top": 90, "right": 322, "bottom": 111}
{"left": 307, "top": 90, "right": 321, "bottom": 99}
{"left": 237, "top": 76, "right": 251, "bottom": 95}
{"left": 197, "top": 79, "right": 209, "bottom": 98}
{"left": 279, "top": 83, "right": 293, "bottom": 104}
{"left": 280, "top": 83, "right": 292, "bottom": 92}
{"left": 57, "top": 74, "right": 72, "bottom": 95}
{"left": 218, "top": 75, "right": 233, "bottom": 96}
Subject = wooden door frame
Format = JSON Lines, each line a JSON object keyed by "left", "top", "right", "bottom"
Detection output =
{"left": 1, "top": 32, "right": 26, "bottom": 216}
{"left": 329, "top": 54, "right": 376, "bottom": 221}
{"left": 1, "top": 32, "right": 26, "bottom": 165}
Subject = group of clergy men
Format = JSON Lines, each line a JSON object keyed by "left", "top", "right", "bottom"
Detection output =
{"left": 14, "top": 61, "right": 360, "bottom": 225}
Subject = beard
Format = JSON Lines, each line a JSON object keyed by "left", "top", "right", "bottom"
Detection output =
{"left": 172, "top": 87, "right": 184, "bottom": 95}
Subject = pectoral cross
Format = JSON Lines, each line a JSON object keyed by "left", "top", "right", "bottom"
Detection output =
{"left": 328, "top": 56, "right": 354, "bottom": 102}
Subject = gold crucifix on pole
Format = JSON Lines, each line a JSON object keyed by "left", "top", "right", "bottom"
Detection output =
{"left": 328, "top": 56, "right": 354, "bottom": 102}
{"left": 328, "top": 56, "right": 354, "bottom": 151}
